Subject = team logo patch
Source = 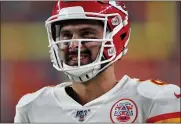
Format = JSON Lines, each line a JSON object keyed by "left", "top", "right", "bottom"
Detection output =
{"left": 110, "top": 99, "right": 138, "bottom": 123}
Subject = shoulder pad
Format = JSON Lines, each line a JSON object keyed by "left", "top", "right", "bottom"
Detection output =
{"left": 137, "top": 79, "right": 180, "bottom": 99}
{"left": 16, "top": 86, "right": 50, "bottom": 108}
{"left": 155, "top": 84, "right": 180, "bottom": 99}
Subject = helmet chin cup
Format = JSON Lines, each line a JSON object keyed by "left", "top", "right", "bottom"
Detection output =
{"left": 65, "top": 64, "right": 101, "bottom": 83}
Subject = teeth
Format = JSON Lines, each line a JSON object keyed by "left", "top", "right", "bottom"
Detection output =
{"left": 72, "top": 57, "right": 76, "bottom": 61}
{"left": 71, "top": 56, "right": 85, "bottom": 61}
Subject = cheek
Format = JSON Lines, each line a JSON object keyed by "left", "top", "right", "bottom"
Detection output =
{"left": 89, "top": 46, "right": 101, "bottom": 59}
{"left": 85, "top": 42, "right": 101, "bottom": 55}
{"left": 85, "top": 42, "right": 101, "bottom": 48}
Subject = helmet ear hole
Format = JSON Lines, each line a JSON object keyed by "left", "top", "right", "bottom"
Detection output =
{"left": 120, "top": 33, "right": 127, "bottom": 40}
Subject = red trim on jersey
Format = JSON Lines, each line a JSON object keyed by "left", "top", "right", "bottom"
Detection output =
{"left": 146, "top": 112, "right": 181, "bottom": 123}
{"left": 150, "top": 79, "right": 167, "bottom": 85}
{"left": 174, "top": 92, "right": 181, "bottom": 98}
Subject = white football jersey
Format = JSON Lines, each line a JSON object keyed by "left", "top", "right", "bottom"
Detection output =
{"left": 14, "top": 75, "right": 180, "bottom": 123}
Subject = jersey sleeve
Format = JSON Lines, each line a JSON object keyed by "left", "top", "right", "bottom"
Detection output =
{"left": 14, "top": 87, "right": 48, "bottom": 123}
{"left": 146, "top": 84, "right": 180, "bottom": 123}
{"left": 14, "top": 106, "right": 29, "bottom": 123}
{"left": 14, "top": 93, "right": 32, "bottom": 123}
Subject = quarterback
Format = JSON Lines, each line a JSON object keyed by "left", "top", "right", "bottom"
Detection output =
{"left": 14, "top": 1, "right": 180, "bottom": 123}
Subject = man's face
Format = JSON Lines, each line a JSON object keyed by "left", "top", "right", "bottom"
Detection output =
{"left": 57, "top": 20, "right": 104, "bottom": 66}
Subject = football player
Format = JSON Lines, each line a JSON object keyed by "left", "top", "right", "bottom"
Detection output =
{"left": 14, "top": 1, "right": 180, "bottom": 123}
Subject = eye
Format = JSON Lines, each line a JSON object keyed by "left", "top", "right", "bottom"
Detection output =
{"left": 63, "top": 42, "right": 70, "bottom": 46}
{"left": 60, "top": 32, "right": 72, "bottom": 40}
{"left": 81, "top": 31, "right": 97, "bottom": 39}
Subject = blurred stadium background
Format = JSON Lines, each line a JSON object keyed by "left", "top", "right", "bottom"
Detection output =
{"left": 1, "top": 1, "right": 180, "bottom": 123}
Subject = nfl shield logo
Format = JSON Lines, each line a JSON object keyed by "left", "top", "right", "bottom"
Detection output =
{"left": 110, "top": 99, "right": 138, "bottom": 123}
{"left": 75, "top": 109, "right": 90, "bottom": 122}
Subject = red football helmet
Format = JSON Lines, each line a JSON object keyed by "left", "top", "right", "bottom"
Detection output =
{"left": 45, "top": 1, "right": 131, "bottom": 82}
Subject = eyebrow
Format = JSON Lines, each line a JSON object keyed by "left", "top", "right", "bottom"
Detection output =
{"left": 60, "top": 27, "right": 100, "bottom": 34}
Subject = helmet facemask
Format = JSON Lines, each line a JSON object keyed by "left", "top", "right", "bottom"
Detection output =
{"left": 45, "top": 6, "right": 126, "bottom": 83}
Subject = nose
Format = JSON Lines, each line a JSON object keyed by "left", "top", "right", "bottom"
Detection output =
{"left": 69, "top": 41, "right": 79, "bottom": 49}
{"left": 69, "top": 34, "right": 82, "bottom": 50}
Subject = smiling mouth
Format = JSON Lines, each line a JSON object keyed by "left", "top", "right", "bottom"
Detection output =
{"left": 68, "top": 54, "right": 89, "bottom": 61}
{"left": 66, "top": 54, "right": 91, "bottom": 66}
